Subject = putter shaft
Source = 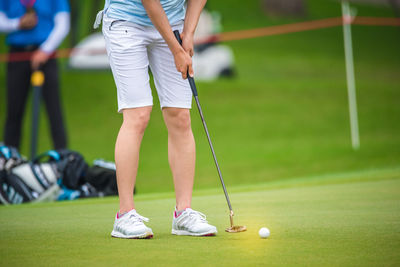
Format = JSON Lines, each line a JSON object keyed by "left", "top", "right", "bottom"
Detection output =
{"left": 193, "top": 95, "right": 234, "bottom": 213}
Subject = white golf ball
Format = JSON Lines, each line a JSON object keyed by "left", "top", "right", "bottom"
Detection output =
{"left": 259, "top": 227, "right": 270, "bottom": 238}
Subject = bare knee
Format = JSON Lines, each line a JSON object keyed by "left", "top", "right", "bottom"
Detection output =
{"left": 163, "top": 108, "right": 192, "bottom": 134}
{"left": 122, "top": 107, "right": 152, "bottom": 134}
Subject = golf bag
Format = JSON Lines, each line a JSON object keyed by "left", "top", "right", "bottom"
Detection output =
{"left": 85, "top": 159, "right": 119, "bottom": 196}
{"left": 0, "top": 145, "right": 59, "bottom": 204}
{"left": 34, "top": 149, "right": 88, "bottom": 190}
{"left": 34, "top": 149, "right": 102, "bottom": 200}
{"left": 0, "top": 145, "right": 26, "bottom": 204}
{"left": 1, "top": 146, "right": 120, "bottom": 204}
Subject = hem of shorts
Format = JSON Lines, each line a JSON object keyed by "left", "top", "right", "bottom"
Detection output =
{"left": 118, "top": 103, "right": 153, "bottom": 113}
{"left": 160, "top": 102, "right": 192, "bottom": 109}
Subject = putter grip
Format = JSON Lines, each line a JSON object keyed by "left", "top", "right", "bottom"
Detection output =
{"left": 173, "top": 30, "right": 198, "bottom": 97}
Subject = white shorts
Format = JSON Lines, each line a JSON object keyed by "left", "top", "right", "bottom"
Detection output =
{"left": 102, "top": 15, "right": 192, "bottom": 112}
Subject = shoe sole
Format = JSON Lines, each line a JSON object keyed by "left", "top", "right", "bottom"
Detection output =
{"left": 171, "top": 229, "right": 217, "bottom": 236}
{"left": 111, "top": 230, "right": 154, "bottom": 239}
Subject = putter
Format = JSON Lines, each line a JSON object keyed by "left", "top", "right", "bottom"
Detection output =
{"left": 30, "top": 70, "right": 45, "bottom": 160}
{"left": 174, "top": 30, "right": 246, "bottom": 233}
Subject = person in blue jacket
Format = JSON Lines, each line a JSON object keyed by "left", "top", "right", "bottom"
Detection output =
{"left": 0, "top": 0, "right": 70, "bottom": 150}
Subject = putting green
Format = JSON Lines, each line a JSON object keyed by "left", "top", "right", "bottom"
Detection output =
{"left": 1, "top": 169, "right": 399, "bottom": 266}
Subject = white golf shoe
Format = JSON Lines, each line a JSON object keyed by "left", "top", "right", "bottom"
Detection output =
{"left": 111, "top": 209, "right": 153, "bottom": 239}
{"left": 172, "top": 208, "right": 217, "bottom": 236}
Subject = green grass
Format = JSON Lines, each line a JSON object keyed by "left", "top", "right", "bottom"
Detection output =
{"left": 0, "top": 1, "right": 399, "bottom": 264}
{"left": 1, "top": 169, "right": 399, "bottom": 266}
{"left": 0, "top": 0, "right": 399, "bottom": 265}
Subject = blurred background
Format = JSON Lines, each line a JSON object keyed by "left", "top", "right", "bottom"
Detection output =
{"left": 1, "top": 0, "right": 399, "bottom": 194}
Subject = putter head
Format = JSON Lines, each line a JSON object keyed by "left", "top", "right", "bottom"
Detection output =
{"left": 225, "top": 211, "right": 247, "bottom": 233}
{"left": 225, "top": 225, "right": 247, "bottom": 233}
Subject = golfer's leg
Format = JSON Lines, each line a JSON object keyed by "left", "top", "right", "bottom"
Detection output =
{"left": 116, "top": 106, "right": 152, "bottom": 213}
{"left": 103, "top": 15, "right": 154, "bottom": 214}
{"left": 162, "top": 108, "right": 195, "bottom": 211}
